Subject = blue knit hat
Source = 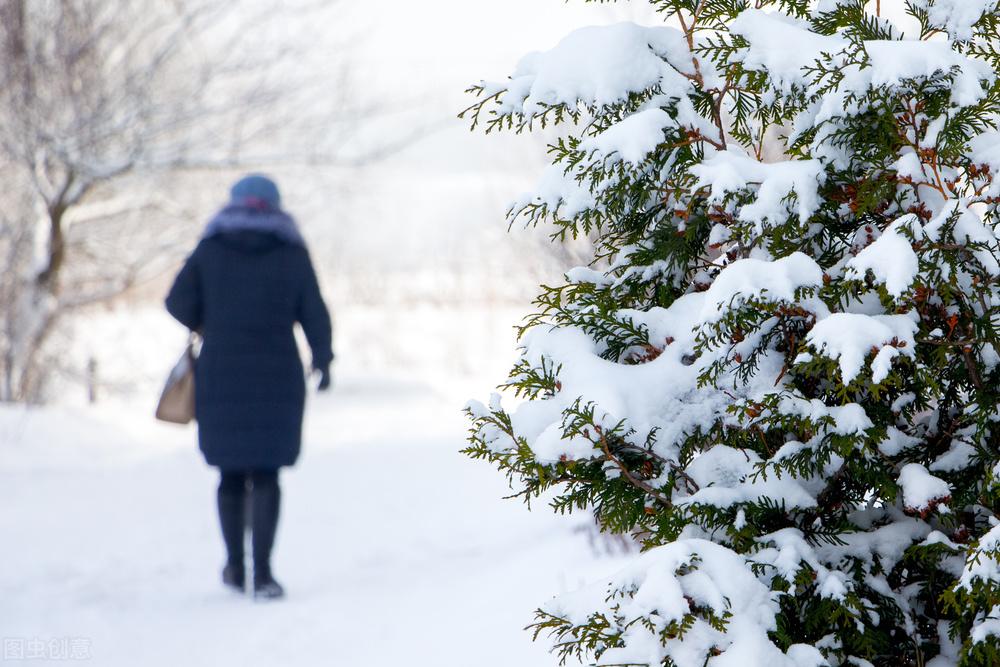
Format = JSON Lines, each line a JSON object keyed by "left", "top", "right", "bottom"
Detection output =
{"left": 230, "top": 174, "right": 281, "bottom": 210}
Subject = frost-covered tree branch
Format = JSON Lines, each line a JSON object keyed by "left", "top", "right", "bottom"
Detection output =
{"left": 0, "top": 0, "right": 363, "bottom": 402}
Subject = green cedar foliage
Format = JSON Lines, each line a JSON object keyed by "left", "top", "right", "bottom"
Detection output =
{"left": 464, "top": 2, "right": 1000, "bottom": 665}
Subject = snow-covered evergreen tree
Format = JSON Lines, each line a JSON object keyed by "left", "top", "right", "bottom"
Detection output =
{"left": 463, "top": 1, "right": 1000, "bottom": 665}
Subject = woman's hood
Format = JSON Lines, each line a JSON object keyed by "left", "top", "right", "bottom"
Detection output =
{"left": 203, "top": 203, "right": 305, "bottom": 247}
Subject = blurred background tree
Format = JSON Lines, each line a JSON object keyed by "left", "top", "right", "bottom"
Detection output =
{"left": 0, "top": 0, "right": 365, "bottom": 402}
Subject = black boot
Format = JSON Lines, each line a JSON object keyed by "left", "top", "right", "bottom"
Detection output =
{"left": 253, "top": 563, "right": 285, "bottom": 600}
{"left": 250, "top": 470, "right": 284, "bottom": 600}
{"left": 218, "top": 471, "right": 248, "bottom": 592}
{"left": 222, "top": 562, "right": 245, "bottom": 592}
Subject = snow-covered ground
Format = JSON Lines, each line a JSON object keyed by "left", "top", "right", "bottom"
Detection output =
{"left": 0, "top": 374, "right": 626, "bottom": 666}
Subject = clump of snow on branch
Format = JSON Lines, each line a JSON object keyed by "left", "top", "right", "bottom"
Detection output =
{"left": 732, "top": 9, "right": 994, "bottom": 110}
{"left": 911, "top": 0, "right": 1000, "bottom": 41}
{"left": 805, "top": 312, "right": 917, "bottom": 384}
{"left": 482, "top": 23, "right": 694, "bottom": 117}
{"left": 692, "top": 149, "right": 827, "bottom": 230}
{"left": 542, "top": 538, "right": 826, "bottom": 667}
{"left": 845, "top": 215, "right": 920, "bottom": 297}
{"left": 897, "top": 463, "right": 952, "bottom": 514}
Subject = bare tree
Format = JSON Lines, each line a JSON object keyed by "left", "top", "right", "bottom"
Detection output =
{"left": 0, "top": 0, "right": 361, "bottom": 402}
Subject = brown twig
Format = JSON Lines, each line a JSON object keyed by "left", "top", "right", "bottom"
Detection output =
{"left": 962, "top": 347, "right": 985, "bottom": 391}
{"left": 595, "top": 427, "right": 674, "bottom": 506}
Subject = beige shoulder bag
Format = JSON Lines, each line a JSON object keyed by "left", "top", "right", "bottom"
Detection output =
{"left": 155, "top": 334, "right": 198, "bottom": 424}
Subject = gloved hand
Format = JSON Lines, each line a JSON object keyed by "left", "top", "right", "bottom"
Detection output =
{"left": 315, "top": 365, "right": 332, "bottom": 392}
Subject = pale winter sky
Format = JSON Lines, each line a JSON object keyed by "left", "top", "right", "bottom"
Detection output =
{"left": 352, "top": 0, "right": 660, "bottom": 93}
{"left": 277, "top": 1, "right": 665, "bottom": 279}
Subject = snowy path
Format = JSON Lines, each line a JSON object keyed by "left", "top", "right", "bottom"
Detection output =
{"left": 0, "top": 377, "right": 621, "bottom": 666}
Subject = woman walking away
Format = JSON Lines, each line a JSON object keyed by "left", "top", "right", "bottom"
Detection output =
{"left": 165, "top": 174, "right": 333, "bottom": 600}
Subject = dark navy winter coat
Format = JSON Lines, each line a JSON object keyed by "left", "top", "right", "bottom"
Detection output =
{"left": 165, "top": 230, "right": 333, "bottom": 470}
